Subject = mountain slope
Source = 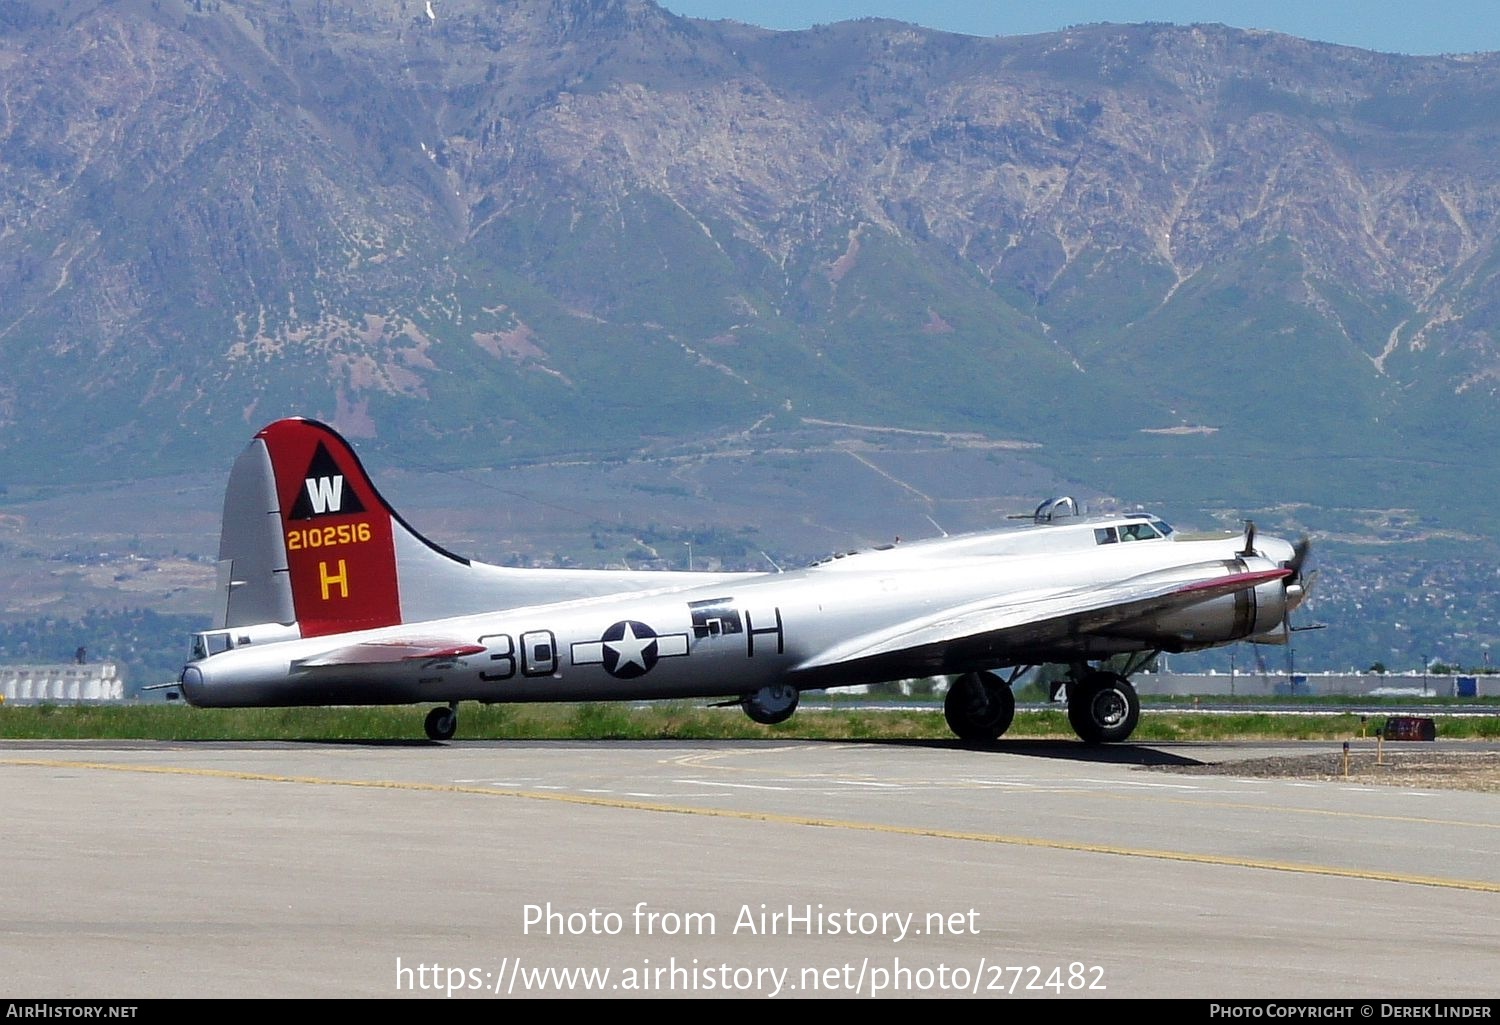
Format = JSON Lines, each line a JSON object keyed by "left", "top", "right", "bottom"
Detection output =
{"left": 0, "top": 0, "right": 1498, "bottom": 546}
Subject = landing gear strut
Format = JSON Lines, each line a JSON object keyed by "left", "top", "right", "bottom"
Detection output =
{"left": 1065, "top": 663, "right": 1143, "bottom": 744}
{"left": 943, "top": 670, "right": 1018, "bottom": 742}
{"left": 425, "top": 702, "right": 458, "bottom": 741}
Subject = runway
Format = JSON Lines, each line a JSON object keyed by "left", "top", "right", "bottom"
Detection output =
{"left": 2, "top": 737, "right": 1497, "bottom": 999}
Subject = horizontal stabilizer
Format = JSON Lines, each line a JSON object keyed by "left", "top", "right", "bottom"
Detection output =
{"left": 300, "top": 640, "right": 487, "bottom": 667}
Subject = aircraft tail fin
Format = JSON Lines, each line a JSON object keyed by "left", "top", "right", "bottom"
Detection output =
{"left": 217, "top": 417, "right": 450, "bottom": 638}
{"left": 214, "top": 417, "right": 754, "bottom": 639}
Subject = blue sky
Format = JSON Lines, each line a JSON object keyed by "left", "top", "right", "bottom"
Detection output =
{"left": 656, "top": 2, "right": 1500, "bottom": 56}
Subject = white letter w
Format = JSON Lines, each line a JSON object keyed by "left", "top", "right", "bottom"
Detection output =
{"left": 304, "top": 475, "right": 344, "bottom": 515}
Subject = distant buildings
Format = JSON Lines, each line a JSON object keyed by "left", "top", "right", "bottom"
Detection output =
{"left": 0, "top": 662, "right": 124, "bottom": 703}
{"left": 1138, "top": 671, "right": 1492, "bottom": 698}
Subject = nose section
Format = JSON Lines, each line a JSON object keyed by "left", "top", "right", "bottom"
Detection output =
{"left": 178, "top": 664, "right": 205, "bottom": 705}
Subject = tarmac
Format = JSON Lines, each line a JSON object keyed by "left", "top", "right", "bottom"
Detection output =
{"left": 2, "top": 736, "right": 1497, "bottom": 999}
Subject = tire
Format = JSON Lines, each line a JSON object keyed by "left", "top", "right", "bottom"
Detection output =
{"left": 425, "top": 705, "right": 457, "bottom": 741}
{"left": 741, "top": 684, "right": 799, "bottom": 725}
{"left": 1066, "top": 672, "right": 1140, "bottom": 744}
{"left": 943, "top": 671, "right": 1016, "bottom": 741}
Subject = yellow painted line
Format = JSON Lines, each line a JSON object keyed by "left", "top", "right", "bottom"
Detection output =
{"left": 8, "top": 757, "right": 1500, "bottom": 895}
{"left": 1003, "top": 786, "right": 1500, "bottom": 831}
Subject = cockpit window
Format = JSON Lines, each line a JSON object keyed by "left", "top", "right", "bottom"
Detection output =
{"left": 1099, "top": 519, "right": 1173, "bottom": 545}
{"left": 190, "top": 631, "right": 233, "bottom": 661}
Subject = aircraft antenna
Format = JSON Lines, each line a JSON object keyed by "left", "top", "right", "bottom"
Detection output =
{"left": 760, "top": 550, "right": 784, "bottom": 573}
{"left": 925, "top": 514, "right": 948, "bottom": 537}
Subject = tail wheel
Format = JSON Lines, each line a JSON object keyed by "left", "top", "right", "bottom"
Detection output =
{"left": 1066, "top": 672, "right": 1140, "bottom": 744}
{"left": 943, "top": 671, "right": 1016, "bottom": 741}
{"left": 741, "top": 684, "right": 799, "bottom": 725}
{"left": 425, "top": 704, "right": 458, "bottom": 741}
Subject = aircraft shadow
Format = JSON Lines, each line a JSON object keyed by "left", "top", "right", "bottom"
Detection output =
{"left": 807, "top": 736, "right": 1210, "bottom": 766}
{"left": 141, "top": 738, "right": 445, "bottom": 749}
{"left": 141, "top": 736, "right": 1207, "bottom": 765}
{"left": 460, "top": 735, "right": 1212, "bottom": 767}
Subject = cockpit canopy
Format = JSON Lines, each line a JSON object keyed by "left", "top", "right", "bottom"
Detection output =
{"left": 188, "top": 622, "right": 301, "bottom": 662}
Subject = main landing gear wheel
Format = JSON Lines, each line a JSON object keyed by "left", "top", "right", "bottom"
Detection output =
{"left": 741, "top": 684, "right": 799, "bottom": 725}
{"left": 943, "top": 671, "right": 1016, "bottom": 742}
{"left": 425, "top": 704, "right": 458, "bottom": 741}
{"left": 1066, "top": 672, "right": 1140, "bottom": 745}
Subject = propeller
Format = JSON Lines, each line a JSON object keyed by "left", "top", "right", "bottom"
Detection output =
{"left": 1247, "top": 532, "right": 1319, "bottom": 650}
{"left": 1277, "top": 536, "right": 1324, "bottom": 670}
{"left": 1252, "top": 534, "right": 1319, "bottom": 678}
{"left": 1289, "top": 535, "right": 1312, "bottom": 575}
{"left": 1283, "top": 535, "right": 1315, "bottom": 613}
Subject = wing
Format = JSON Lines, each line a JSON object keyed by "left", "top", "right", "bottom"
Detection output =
{"left": 793, "top": 565, "right": 1290, "bottom": 678}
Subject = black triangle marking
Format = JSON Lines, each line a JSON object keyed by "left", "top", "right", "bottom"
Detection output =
{"left": 289, "top": 442, "right": 366, "bottom": 520}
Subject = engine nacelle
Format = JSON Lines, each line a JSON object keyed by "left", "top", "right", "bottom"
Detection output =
{"left": 1147, "top": 568, "right": 1290, "bottom": 650}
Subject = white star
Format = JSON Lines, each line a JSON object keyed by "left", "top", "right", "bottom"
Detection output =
{"left": 605, "top": 623, "right": 653, "bottom": 673}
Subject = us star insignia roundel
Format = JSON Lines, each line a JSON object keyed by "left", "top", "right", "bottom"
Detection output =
{"left": 569, "top": 621, "right": 691, "bottom": 679}
{"left": 601, "top": 620, "right": 658, "bottom": 679}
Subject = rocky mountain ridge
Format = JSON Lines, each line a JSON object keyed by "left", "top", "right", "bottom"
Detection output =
{"left": 2, "top": 0, "right": 1499, "bottom": 543}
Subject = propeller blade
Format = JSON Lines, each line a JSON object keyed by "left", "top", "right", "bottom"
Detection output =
{"left": 1279, "top": 538, "right": 1311, "bottom": 659}
{"left": 1289, "top": 536, "right": 1312, "bottom": 577}
{"left": 1283, "top": 536, "right": 1314, "bottom": 612}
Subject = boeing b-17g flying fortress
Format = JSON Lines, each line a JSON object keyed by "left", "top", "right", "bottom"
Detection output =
{"left": 177, "top": 418, "right": 1313, "bottom": 744}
